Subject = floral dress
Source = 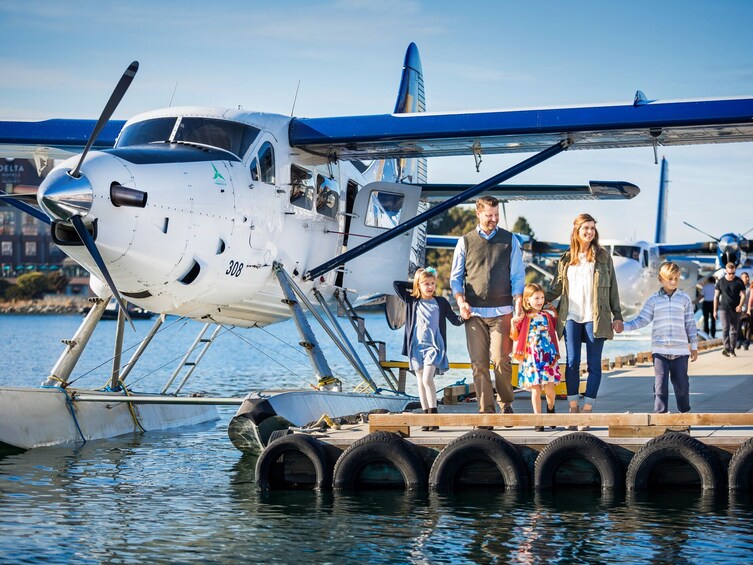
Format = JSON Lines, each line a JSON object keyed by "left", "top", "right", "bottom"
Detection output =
{"left": 518, "top": 313, "right": 561, "bottom": 388}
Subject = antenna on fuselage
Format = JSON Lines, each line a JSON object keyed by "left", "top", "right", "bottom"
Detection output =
{"left": 290, "top": 80, "right": 301, "bottom": 116}
{"left": 169, "top": 82, "right": 178, "bottom": 107}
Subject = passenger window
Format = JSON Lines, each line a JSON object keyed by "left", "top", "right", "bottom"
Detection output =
{"left": 290, "top": 165, "right": 313, "bottom": 209}
{"left": 315, "top": 174, "right": 339, "bottom": 219}
{"left": 365, "top": 191, "right": 404, "bottom": 228}
{"left": 259, "top": 142, "right": 275, "bottom": 184}
{"left": 249, "top": 158, "right": 259, "bottom": 182}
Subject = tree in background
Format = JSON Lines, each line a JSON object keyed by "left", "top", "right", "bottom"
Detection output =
{"left": 512, "top": 216, "right": 535, "bottom": 239}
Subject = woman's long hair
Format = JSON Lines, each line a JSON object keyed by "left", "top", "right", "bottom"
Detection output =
{"left": 569, "top": 213, "right": 600, "bottom": 265}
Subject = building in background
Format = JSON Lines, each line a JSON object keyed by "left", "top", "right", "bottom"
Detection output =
{"left": 0, "top": 158, "right": 90, "bottom": 295}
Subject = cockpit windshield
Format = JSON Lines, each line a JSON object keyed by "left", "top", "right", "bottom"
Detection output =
{"left": 174, "top": 118, "right": 259, "bottom": 157}
{"left": 116, "top": 117, "right": 260, "bottom": 158}
{"left": 116, "top": 117, "right": 176, "bottom": 147}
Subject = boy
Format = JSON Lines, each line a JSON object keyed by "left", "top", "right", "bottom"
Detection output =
{"left": 618, "top": 262, "right": 698, "bottom": 413}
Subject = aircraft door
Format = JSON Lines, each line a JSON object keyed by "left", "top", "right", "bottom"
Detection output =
{"left": 342, "top": 182, "right": 421, "bottom": 295}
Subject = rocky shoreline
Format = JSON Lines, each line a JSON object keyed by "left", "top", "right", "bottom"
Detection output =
{"left": 0, "top": 298, "right": 89, "bottom": 315}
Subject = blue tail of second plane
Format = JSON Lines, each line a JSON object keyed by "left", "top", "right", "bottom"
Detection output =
{"left": 654, "top": 157, "right": 669, "bottom": 243}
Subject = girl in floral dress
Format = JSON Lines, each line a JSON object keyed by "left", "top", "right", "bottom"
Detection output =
{"left": 511, "top": 283, "right": 561, "bottom": 431}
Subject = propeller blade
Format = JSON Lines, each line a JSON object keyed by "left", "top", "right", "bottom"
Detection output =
{"left": 70, "top": 214, "right": 134, "bottom": 330}
{"left": 683, "top": 221, "right": 719, "bottom": 242}
{"left": 740, "top": 226, "right": 753, "bottom": 238}
{"left": 70, "top": 61, "right": 139, "bottom": 179}
{"left": 0, "top": 192, "right": 51, "bottom": 224}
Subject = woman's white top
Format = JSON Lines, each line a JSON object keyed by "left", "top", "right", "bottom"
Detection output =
{"left": 566, "top": 252, "right": 594, "bottom": 323}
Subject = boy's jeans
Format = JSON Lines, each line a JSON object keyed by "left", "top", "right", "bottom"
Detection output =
{"left": 652, "top": 353, "right": 690, "bottom": 413}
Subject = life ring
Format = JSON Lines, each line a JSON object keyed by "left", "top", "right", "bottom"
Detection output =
{"left": 728, "top": 437, "right": 753, "bottom": 491}
{"left": 255, "top": 433, "right": 333, "bottom": 491}
{"left": 534, "top": 432, "right": 624, "bottom": 490}
{"left": 333, "top": 430, "right": 427, "bottom": 490}
{"left": 626, "top": 432, "right": 724, "bottom": 491}
{"left": 429, "top": 429, "right": 529, "bottom": 491}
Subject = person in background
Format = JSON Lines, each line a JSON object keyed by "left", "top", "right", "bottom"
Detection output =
{"left": 546, "top": 213, "right": 623, "bottom": 429}
{"left": 736, "top": 272, "right": 750, "bottom": 351}
{"left": 394, "top": 267, "right": 464, "bottom": 431}
{"left": 618, "top": 262, "right": 698, "bottom": 413}
{"left": 451, "top": 195, "right": 525, "bottom": 429}
{"left": 714, "top": 263, "right": 746, "bottom": 357}
{"left": 511, "top": 283, "right": 561, "bottom": 432}
{"left": 701, "top": 276, "right": 717, "bottom": 337}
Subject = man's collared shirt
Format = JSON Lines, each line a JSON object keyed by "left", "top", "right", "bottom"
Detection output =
{"left": 450, "top": 226, "right": 525, "bottom": 317}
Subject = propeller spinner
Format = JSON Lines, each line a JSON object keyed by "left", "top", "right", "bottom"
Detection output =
{"left": 36, "top": 61, "right": 140, "bottom": 329}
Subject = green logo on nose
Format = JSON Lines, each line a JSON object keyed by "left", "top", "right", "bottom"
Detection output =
{"left": 212, "top": 164, "right": 227, "bottom": 186}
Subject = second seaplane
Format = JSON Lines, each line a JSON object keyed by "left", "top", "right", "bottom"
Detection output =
{"left": 1, "top": 43, "right": 753, "bottom": 452}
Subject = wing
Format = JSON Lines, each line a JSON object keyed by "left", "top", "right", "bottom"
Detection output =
{"left": 0, "top": 119, "right": 125, "bottom": 159}
{"left": 289, "top": 97, "right": 753, "bottom": 160}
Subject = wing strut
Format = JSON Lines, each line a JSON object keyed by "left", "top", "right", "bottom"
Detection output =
{"left": 304, "top": 139, "right": 571, "bottom": 281}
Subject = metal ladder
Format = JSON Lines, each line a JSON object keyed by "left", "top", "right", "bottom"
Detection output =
{"left": 334, "top": 290, "right": 401, "bottom": 392}
{"left": 160, "top": 323, "right": 223, "bottom": 395}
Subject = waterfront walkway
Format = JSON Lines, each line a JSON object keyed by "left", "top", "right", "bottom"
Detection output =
{"left": 322, "top": 344, "right": 753, "bottom": 451}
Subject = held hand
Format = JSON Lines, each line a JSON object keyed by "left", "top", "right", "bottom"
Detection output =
{"left": 459, "top": 302, "right": 472, "bottom": 320}
{"left": 736, "top": 305, "right": 742, "bottom": 313}
{"left": 690, "top": 350, "right": 698, "bottom": 362}
{"left": 714, "top": 310, "right": 719, "bottom": 319}
{"left": 612, "top": 320, "right": 624, "bottom": 334}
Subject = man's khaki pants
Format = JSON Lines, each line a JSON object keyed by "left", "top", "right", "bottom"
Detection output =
{"left": 465, "top": 314, "right": 514, "bottom": 413}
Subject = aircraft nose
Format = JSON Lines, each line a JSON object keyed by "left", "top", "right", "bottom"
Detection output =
{"left": 38, "top": 167, "right": 93, "bottom": 221}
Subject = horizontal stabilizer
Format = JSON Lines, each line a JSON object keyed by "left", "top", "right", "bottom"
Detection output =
{"left": 416, "top": 181, "right": 639, "bottom": 202}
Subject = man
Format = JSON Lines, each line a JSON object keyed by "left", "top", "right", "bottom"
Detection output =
{"left": 450, "top": 196, "right": 525, "bottom": 427}
{"left": 714, "top": 263, "right": 746, "bottom": 357}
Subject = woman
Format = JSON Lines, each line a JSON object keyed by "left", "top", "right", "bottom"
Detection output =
{"left": 546, "top": 213, "right": 623, "bottom": 429}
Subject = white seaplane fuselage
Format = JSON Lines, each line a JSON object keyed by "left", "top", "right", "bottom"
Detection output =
{"left": 46, "top": 108, "right": 364, "bottom": 327}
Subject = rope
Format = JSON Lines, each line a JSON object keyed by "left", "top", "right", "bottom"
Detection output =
{"left": 41, "top": 385, "right": 86, "bottom": 444}
{"left": 119, "top": 379, "right": 146, "bottom": 433}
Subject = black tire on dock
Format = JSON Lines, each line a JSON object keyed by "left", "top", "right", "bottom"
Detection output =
{"left": 429, "top": 429, "right": 529, "bottom": 491}
{"left": 626, "top": 432, "right": 725, "bottom": 492}
{"left": 332, "top": 430, "right": 427, "bottom": 491}
{"left": 255, "top": 433, "right": 333, "bottom": 491}
{"left": 534, "top": 432, "right": 624, "bottom": 491}
{"left": 728, "top": 437, "right": 753, "bottom": 491}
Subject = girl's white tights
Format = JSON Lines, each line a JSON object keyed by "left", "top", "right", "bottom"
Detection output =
{"left": 415, "top": 365, "right": 437, "bottom": 410}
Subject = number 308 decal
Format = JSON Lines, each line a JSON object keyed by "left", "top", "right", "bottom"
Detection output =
{"left": 226, "top": 260, "right": 244, "bottom": 277}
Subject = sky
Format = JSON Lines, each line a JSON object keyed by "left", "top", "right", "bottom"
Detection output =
{"left": 1, "top": 0, "right": 752, "bottom": 243}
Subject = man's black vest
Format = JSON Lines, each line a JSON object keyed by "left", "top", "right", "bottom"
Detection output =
{"left": 462, "top": 229, "right": 513, "bottom": 307}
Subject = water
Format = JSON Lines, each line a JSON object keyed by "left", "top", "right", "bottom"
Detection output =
{"left": 2, "top": 313, "right": 752, "bottom": 563}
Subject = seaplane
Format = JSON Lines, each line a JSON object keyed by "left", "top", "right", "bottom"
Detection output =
{"left": 1, "top": 43, "right": 753, "bottom": 452}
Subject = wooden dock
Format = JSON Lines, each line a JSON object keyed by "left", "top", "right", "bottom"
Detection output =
{"left": 254, "top": 344, "right": 753, "bottom": 492}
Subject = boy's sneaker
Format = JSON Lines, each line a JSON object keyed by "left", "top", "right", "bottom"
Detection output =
{"left": 722, "top": 349, "right": 730, "bottom": 357}
{"left": 731, "top": 350, "right": 737, "bottom": 357}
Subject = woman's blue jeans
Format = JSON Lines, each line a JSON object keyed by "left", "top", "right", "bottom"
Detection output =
{"left": 564, "top": 320, "right": 605, "bottom": 406}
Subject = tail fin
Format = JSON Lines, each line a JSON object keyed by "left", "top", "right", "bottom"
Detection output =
{"left": 654, "top": 157, "right": 669, "bottom": 243}
{"left": 364, "top": 43, "right": 426, "bottom": 184}
{"left": 394, "top": 42, "right": 427, "bottom": 184}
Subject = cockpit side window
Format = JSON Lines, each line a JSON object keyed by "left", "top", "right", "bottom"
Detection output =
{"left": 315, "top": 174, "right": 339, "bottom": 219}
{"left": 116, "top": 117, "right": 177, "bottom": 147}
{"left": 258, "top": 142, "right": 275, "bottom": 184}
{"left": 290, "top": 165, "right": 313, "bottom": 209}
{"left": 249, "top": 158, "right": 259, "bottom": 182}
{"left": 174, "top": 118, "right": 260, "bottom": 157}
